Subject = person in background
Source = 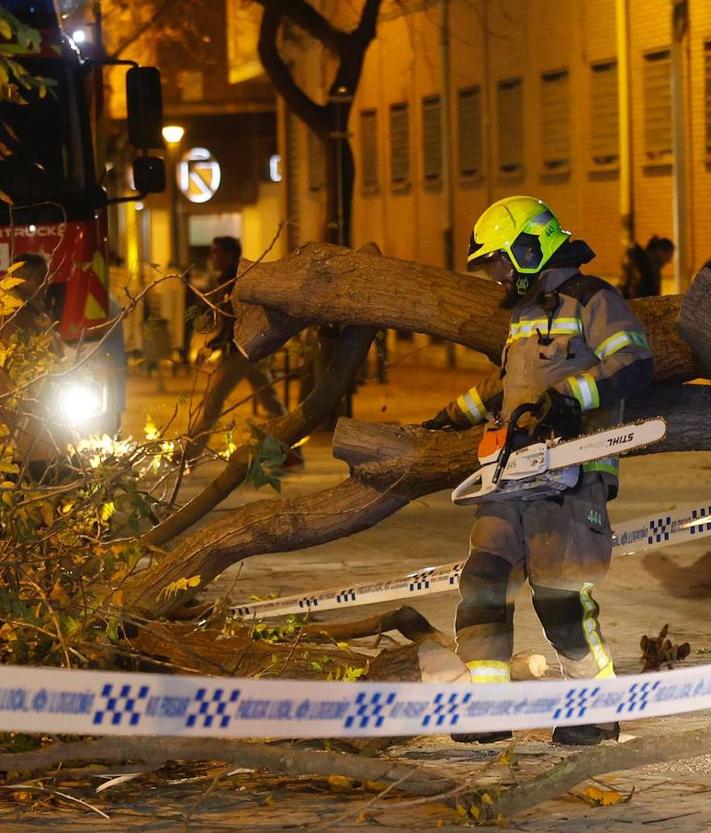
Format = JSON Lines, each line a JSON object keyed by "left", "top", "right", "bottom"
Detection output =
{"left": 184, "top": 236, "right": 302, "bottom": 466}
{"left": 621, "top": 236, "right": 674, "bottom": 298}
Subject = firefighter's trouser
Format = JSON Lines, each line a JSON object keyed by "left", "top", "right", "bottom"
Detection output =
{"left": 186, "top": 349, "right": 286, "bottom": 460}
{"left": 455, "top": 474, "right": 615, "bottom": 682}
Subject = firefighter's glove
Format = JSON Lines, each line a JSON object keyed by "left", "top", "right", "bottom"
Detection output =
{"left": 532, "top": 388, "right": 582, "bottom": 440}
{"left": 421, "top": 408, "right": 465, "bottom": 431}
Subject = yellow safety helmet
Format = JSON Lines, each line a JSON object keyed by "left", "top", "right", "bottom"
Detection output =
{"left": 467, "top": 195, "right": 570, "bottom": 275}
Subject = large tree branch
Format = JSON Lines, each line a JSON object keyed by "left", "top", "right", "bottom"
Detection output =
{"left": 257, "top": 3, "right": 328, "bottom": 133}
{"left": 6, "top": 725, "right": 711, "bottom": 824}
{"left": 0, "top": 736, "right": 453, "bottom": 798}
{"left": 142, "top": 324, "right": 375, "bottom": 548}
{"left": 234, "top": 243, "right": 699, "bottom": 383}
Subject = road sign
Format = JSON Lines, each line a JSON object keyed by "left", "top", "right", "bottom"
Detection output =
{"left": 178, "top": 147, "right": 221, "bottom": 203}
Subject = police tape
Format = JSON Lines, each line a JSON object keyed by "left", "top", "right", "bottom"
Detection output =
{"left": 232, "top": 501, "right": 711, "bottom": 619}
{"left": 1, "top": 661, "right": 711, "bottom": 738}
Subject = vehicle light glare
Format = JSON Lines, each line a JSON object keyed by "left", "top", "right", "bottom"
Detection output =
{"left": 72, "top": 29, "right": 87, "bottom": 44}
{"left": 56, "top": 382, "right": 104, "bottom": 425}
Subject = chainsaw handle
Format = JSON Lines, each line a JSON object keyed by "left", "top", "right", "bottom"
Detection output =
{"left": 508, "top": 402, "right": 541, "bottom": 430}
{"left": 492, "top": 403, "right": 540, "bottom": 485}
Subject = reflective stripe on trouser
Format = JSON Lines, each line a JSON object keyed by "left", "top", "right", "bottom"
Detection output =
{"left": 466, "top": 660, "right": 511, "bottom": 684}
{"left": 530, "top": 582, "right": 614, "bottom": 679}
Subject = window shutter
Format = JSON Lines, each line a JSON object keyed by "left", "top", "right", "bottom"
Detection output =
{"left": 360, "top": 109, "right": 378, "bottom": 193}
{"left": 457, "top": 85, "right": 483, "bottom": 178}
{"left": 541, "top": 69, "right": 570, "bottom": 171}
{"left": 307, "top": 128, "right": 325, "bottom": 191}
{"left": 422, "top": 94, "right": 442, "bottom": 184}
{"left": 643, "top": 49, "right": 672, "bottom": 161}
{"left": 590, "top": 60, "right": 619, "bottom": 166}
{"left": 497, "top": 78, "right": 523, "bottom": 174}
{"left": 704, "top": 42, "right": 711, "bottom": 157}
{"left": 390, "top": 102, "right": 411, "bottom": 187}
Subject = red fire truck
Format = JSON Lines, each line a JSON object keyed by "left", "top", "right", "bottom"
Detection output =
{"left": 0, "top": 0, "right": 165, "bottom": 436}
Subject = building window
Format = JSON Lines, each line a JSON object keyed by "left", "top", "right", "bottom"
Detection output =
{"left": 360, "top": 108, "right": 378, "bottom": 194}
{"left": 643, "top": 49, "right": 672, "bottom": 162}
{"left": 307, "top": 128, "right": 324, "bottom": 192}
{"left": 390, "top": 102, "right": 410, "bottom": 189}
{"left": 704, "top": 42, "right": 711, "bottom": 158}
{"left": 422, "top": 94, "right": 442, "bottom": 186}
{"left": 497, "top": 78, "right": 523, "bottom": 175}
{"left": 590, "top": 60, "right": 619, "bottom": 167}
{"left": 457, "top": 85, "right": 483, "bottom": 179}
{"left": 541, "top": 69, "right": 570, "bottom": 171}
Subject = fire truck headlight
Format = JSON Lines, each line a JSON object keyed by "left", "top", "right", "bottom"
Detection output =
{"left": 56, "top": 381, "right": 106, "bottom": 426}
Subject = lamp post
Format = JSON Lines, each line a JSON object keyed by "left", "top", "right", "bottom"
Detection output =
{"left": 162, "top": 124, "right": 185, "bottom": 268}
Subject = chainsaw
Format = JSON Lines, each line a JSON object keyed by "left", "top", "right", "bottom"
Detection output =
{"left": 451, "top": 402, "right": 666, "bottom": 506}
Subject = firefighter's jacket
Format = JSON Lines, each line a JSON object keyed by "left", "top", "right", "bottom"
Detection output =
{"left": 445, "top": 245, "right": 654, "bottom": 493}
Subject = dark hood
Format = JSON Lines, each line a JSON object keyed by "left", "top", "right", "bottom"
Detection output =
{"left": 546, "top": 239, "right": 596, "bottom": 269}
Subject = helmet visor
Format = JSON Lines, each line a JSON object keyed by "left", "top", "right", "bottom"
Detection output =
{"left": 467, "top": 251, "right": 516, "bottom": 285}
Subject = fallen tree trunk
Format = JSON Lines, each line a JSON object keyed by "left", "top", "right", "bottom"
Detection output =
{"left": 234, "top": 243, "right": 698, "bottom": 382}
{"left": 123, "top": 385, "right": 711, "bottom": 617}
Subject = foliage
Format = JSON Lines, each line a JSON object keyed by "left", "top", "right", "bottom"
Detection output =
{"left": 245, "top": 423, "right": 287, "bottom": 492}
{"left": 0, "top": 9, "right": 57, "bottom": 104}
{"left": 0, "top": 281, "right": 186, "bottom": 667}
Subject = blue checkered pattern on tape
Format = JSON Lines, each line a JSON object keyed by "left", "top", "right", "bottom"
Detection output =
{"left": 408, "top": 572, "right": 431, "bottom": 592}
{"left": 691, "top": 506, "right": 711, "bottom": 536}
{"left": 616, "top": 681, "right": 661, "bottom": 715}
{"left": 421, "top": 691, "right": 473, "bottom": 728}
{"left": 186, "top": 687, "right": 240, "bottom": 729}
{"left": 552, "top": 686, "right": 601, "bottom": 721}
{"left": 648, "top": 516, "right": 672, "bottom": 545}
{"left": 344, "top": 691, "right": 397, "bottom": 729}
{"left": 93, "top": 683, "right": 150, "bottom": 727}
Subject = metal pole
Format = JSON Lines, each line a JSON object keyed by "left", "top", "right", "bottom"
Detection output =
{"left": 615, "top": 0, "right": 634, "bottom": 258}
{"left": 167, "top": 144, "right": 180, "bottom": 268}
{"left": 439, "top": 0, "right": 456, "bottom": 369}
{"left": 671, "top": 0, "right": 690, "bottom": 292}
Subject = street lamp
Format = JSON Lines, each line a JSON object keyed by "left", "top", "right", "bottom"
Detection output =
{"left": 162, "top": 125, "right": 185, "bottom": 268}
{"left": 162, "top": 124, "right": 185, "bottom": 145}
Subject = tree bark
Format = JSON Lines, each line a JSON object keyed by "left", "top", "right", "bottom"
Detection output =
{"left": 124, "top": 385, "right": 711, "bottom": 617}
{"left": 234, "top": 243, "right": 698, "bottom": 382}
{"left": 232, "top": 296, "right": 305, "bottom": 362}
{"left": 678, "top": 266, "right": 711, "bottom": 377}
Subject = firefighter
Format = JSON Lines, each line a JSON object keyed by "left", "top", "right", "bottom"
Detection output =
{"left": 423, "top": 196, "right": 654, "bottom": 746}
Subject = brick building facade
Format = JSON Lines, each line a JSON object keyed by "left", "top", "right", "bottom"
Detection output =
{"left": 279, "top": 0, "right": 711, "bottom": 290}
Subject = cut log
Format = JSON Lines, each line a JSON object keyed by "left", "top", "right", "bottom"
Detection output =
{"left": 511, "top": 652, "right": 548, "bottom": 680}
{"left": 124, "top": 384, "right": 711, "bottom": 617}
{"left": 678, "top": 266, "right": 711, "bottom": 377}
{"left": 234, "top": 242, "right": 699, "bottom": 382}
